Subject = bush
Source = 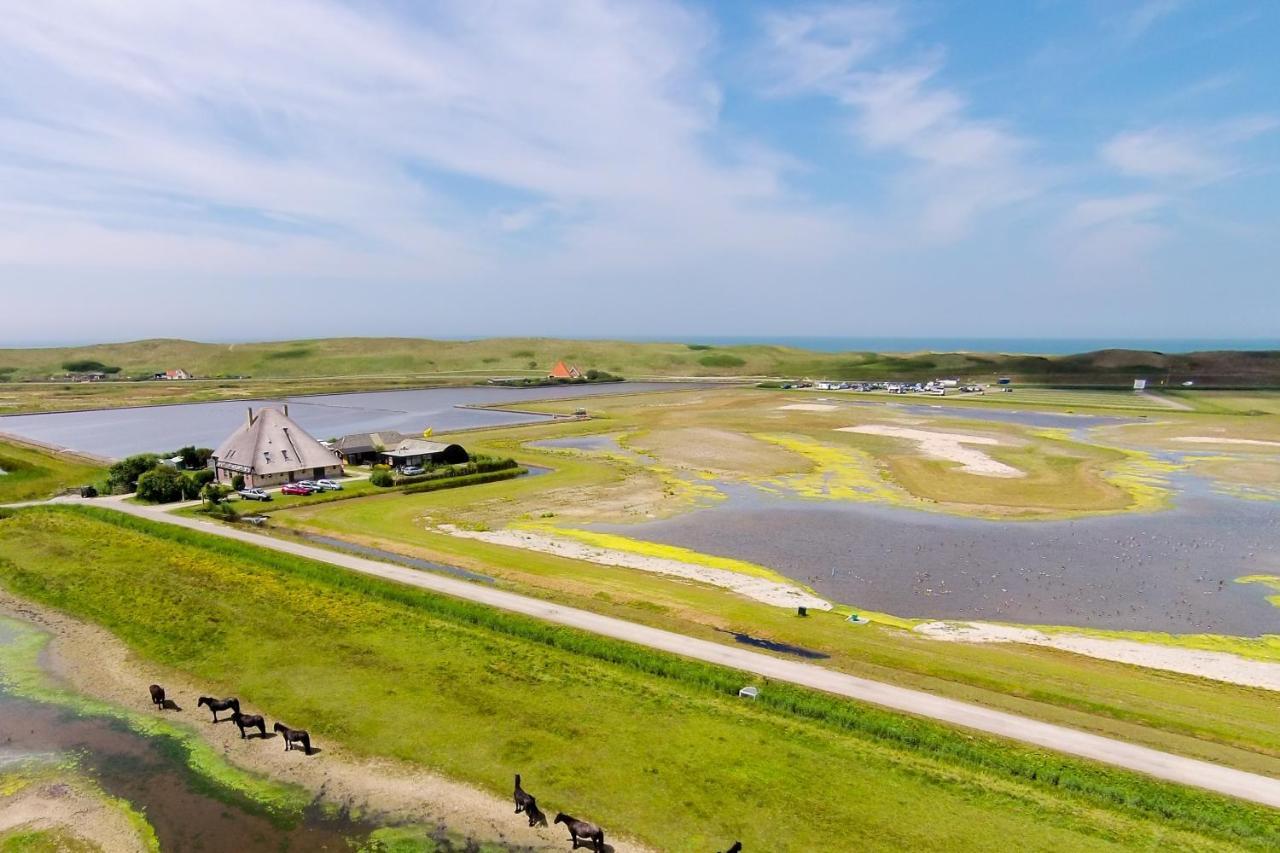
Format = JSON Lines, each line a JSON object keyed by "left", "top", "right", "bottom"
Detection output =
{"left": 107, "top": 454, "right": 160, "bottom": 493}
{"left": 175, "top": 446, "right": 213, "bottom": 469}
{"left": 370, "top": 470, "right": 395, "bottom": 487}
{"left": 686, "top": 344, "right": 713, "bottom": 350}
{"left": 135, "top": 466, "right": 188, "bottom": 503}
{"left": 200, "top": 483, "right": 229, "bottom": 505}
{"left": 401, "top": 468, "right": 525, "bottom": 494}
{"left": 698, "top": 353, "right": 746, "bottom": 368}
{"left": 394, "top": 457, "right": 517, "bottom": 485}
{"left": 231, "top": 474, "right": 245, "bottom": 491}
{"left": 61, "top": 359, "right": 120, "bottom": 374}
{"left": 187, "top": 468, "right": 215, "bottom": 489}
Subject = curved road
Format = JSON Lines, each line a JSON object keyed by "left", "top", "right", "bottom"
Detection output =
{"left": 83, "top": 499, "right": 1280, "bottom": 809}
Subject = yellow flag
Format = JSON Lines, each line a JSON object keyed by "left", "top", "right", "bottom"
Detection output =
{"left": 422, "top": 427, "right": 433, "bottom": 438}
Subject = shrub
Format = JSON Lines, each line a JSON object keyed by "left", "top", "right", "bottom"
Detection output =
{"left": 401, "top": 468, "right": 525, "bottom": 494}
{"left": 136, "top": 466, "right": 187, "bottom": 503}
{"left": 61, "top": 359, "right": 120, "bottom": 374}
{"left": 175, "top": 446, "right": 213, "bottom": 469}
{"left": 686, "top": 344, "right": 713, "bottom": 350}
{"left": 107, "top": 454, "right": 160, "bottom": 493}
{"left": 200, "top": 483, "right": 229, "bottom": 505}
{"left": 698, "top": 354, "right": 746, "bottom": 368}
{"left": 370, "top": 470, "right": 395, "bottom": 487}
{"left": 231, "top": 474, "right": 245, "bottom": 491}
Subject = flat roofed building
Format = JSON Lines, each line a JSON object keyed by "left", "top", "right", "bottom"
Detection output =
{"left": 211, "top": 406, "right": 343, "bottom": 488}
{"left": 381, "top": 438, "right": 469, "bottom": 468}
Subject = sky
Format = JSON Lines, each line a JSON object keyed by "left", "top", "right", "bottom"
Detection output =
{"left": 0, "top": 0, "right": 1277, "bottom": 345}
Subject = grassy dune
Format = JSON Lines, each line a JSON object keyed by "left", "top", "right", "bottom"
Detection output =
{"left": 0, "top": 439, "right": 103, "bottom": 503}
{"left": 0, "top": 506, "right": 1277, "bottom": 852}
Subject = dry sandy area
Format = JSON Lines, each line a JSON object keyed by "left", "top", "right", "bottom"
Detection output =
{"left": 626, "top": 427, "right": 805, "bottom": 478}
{"left": 0, "top": 779, "right": 150, "bottom": 852}
{"left": 1173, "top": 436, "right": 1280, "bottom": 448}
{"left": 439, "top": 525, "right": 831, "bottom": 611}
{"left": 777, "top": 403, "right": 838, "bottom": 412}
{"left": 836, "top": 425, "right": 1025, "bottom": 478}
{"left": 0, "top": 593, "right": 655, "bottom": 853}
{"left": 914, "top": 621, "right": 1280, "bottom": 692}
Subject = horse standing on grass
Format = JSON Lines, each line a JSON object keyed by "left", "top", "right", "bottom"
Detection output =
{"left": 197, "top": 696, "right": 240, "bottom": 722}
{"left": 554, "top": 813, "right": 605, "bottom": 852}
{"left": 514, "top": 774, "right": 535, "bottom": 814}
{"left": 148, "top": 684, "right": 167, "bottom": 709}
{"left": 720, "top": 844, "right": 742, "bottom": 853}
{"left": 230, "top": 711, "right": 266, "bottom": 739}
{"left": 273, "top": 722, "right": 313, "bottom": 755}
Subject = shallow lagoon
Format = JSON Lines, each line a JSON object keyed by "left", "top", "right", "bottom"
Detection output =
{"left": 599, "top": 479, "right": 1280, "bottom": 636}
{"left": 0, "top": 382, "right": 695, "bottom": 459}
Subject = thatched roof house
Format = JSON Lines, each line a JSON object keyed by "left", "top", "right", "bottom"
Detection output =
{"left": 211, "top": 406, "right": 342, "bottom": 487}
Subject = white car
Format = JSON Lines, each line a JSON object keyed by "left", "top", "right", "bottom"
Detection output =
{"left": 399, "top": 465, "right": 425, "bottom": 476}
{"left": 315, "top": 479, "right": 342, "bottom": 491}
{"left": 237, "top": 488, "right": 271, "bottom": 501}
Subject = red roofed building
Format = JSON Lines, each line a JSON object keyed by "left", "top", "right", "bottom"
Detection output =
{"left": 548, "top": 361, "right": 583, "bottom": 380}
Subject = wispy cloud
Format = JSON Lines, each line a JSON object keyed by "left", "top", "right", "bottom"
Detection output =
{"left": 756, "top": 3, "right": 1038, "bottom": 240}
{"left": 1100, "top": 117, "right": 1277, "bottom": 182}
{"left": 1120, "top": 0, "right": 1188, "bottom": 41}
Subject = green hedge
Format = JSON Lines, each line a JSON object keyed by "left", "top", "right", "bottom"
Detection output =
{"left": 401, "top": 468, "right": 525, "bottom": 494}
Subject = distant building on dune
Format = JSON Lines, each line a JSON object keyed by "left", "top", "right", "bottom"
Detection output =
{"left": 211, "top": 406, "right": 343, "bottom": 487}
{"left": 548, "top": 360, "right": 583, "bottom": 380}
{"left": 152, "top": 369, "right": 192, "bottom": 380}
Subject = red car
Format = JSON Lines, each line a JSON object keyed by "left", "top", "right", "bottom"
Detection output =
{"left": 280, "top": 483, "right": 313, "bottom": 496}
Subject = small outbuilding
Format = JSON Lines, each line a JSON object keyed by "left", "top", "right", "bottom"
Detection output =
{"left": 333, "top": 431, "right": 409, "bottom": 466}
{"left": 381, "top": 438, "right": 469, "bottom": 469}
{"left": 211, "top": 406, "right": 343, "bottom": 488}
{"left": 548, "top": 360, "right": 583, "bottom": 380}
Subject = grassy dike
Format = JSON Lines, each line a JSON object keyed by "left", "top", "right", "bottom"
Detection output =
{"left": 0, "top": 440, "right": 103, "bottom": 504}
{"left": 0, "top": 507, "right": 1277, "bottom": 851}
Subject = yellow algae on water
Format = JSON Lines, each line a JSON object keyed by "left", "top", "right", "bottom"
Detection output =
{"left": 1237, "top": 575, "right": 1280, "bottom": 608}
{"left": 1104, "top": 448, "right": 1182, "bottom": 513}
{"left": 750, "top": 433, "right": 912, "bottom": 505}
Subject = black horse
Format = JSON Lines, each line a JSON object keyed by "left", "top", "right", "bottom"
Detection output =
{"left": 197, "top": 696, "right": 240, "bottom": 722}
{"left": 273, "top": 722, "right": 312, "bottom": 755}
{"left": 230, "top": 711, "right": 266, "bottom": 739}
{"left": 720, "top": 844, "right": 742, "bottom": 853}
{"left": 514, "top": 774, "right": 535, "bottom": 814}
{"left": 148, "top": 684, "right": 166, "bottom": 709}
{"left": 554, "top": 813, "right": 604, "bottom": 853}
{"left": 525, "top": 797, "right": 548, "bottom": 828}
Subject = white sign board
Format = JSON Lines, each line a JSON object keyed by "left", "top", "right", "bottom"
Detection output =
{"left": 1133, "top": 379, "right": 1147, "bottom": 391}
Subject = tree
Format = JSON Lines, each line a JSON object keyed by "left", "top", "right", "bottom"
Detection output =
{"left": 107, "top": 454, "right": 160, "bottom": 493}
{"left": 370, "top": 469, "right": 395, "bottom": 487}
{"left": 201, "top": 483, "right": 229, "bottom": 505}
{"left": 136, "top": 466, "right": 186, "bottom": 503}
{"left": 176, "top": 446, "right": 213, "bottom": 469}
{"left": 186, "top": 468, "right": 215, "bottom": 489}
{"left": 231, "top": 473, "right": 245, "bottom": 491}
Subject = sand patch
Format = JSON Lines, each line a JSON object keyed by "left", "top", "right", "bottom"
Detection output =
{"left": 778, "top": 404, "right": 838, "bottom": 412}
{"left": 915, "top": 622, "right": 1280, "bottom": 692}
{"left": 625, "top": 428, "right": 806, "bottom": 478}
{"left": 0, "top": 594, "right": 654, "bottom": 853}
{"left": 0, "top": 779, "right": 151, "bottom": 852}
{"left": 836, "top": 425, "right": 1024, "bottom": 478}
{"left": 438, "top": 526, "right": 830, "bottom": 611}
{"left": 1174, "top": 436, "right": 1280, "bottom": 448}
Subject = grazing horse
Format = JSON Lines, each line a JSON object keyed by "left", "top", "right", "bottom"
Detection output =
{"left": 230, "top": 711, "right": 266, "bottom": 739}
{"left": 514, "top": 774, "right": 535, "bottom": 814}
{"left": 720, "top": 844, "right": 742, "bottom": 853}
{"left": 273, "top": 722, "right": 312, "bottom": 755}
{"left": 197, "top": 696, "right": 240, "bottom": 722}
{"left": 554, "top": 813, "right": 605, "bottom": 853}
{"left": 148, "top": 684, "right": 166, "bottom": 709}
{"left": 525, "top": 797, "right": 548, "bottom": 828}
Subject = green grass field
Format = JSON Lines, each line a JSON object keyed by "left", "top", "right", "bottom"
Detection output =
{"left": 0, "top": 440, "right": 103, "bottom": 503}
{"left": 0, "top": 506, "right": 1277, "bottom": 852}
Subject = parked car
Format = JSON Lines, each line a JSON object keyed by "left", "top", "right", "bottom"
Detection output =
{"left": 238, "top": 488, "right": 271, "bottom": 501}
{"left": 315, "top": 479, "right": 342, "bottom": 491}
{"left": 295, "top": 480, "right": 318, "bottom": 489}
{"left": 399, "top": 465, "right": 425, "bottom": 476}
{"left": 280, "top": 483, "right": 314, "bottom": 496}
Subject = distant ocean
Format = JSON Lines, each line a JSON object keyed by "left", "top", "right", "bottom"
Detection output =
{"left": 644, "top": 337, "right": 1280, "bottom": 355}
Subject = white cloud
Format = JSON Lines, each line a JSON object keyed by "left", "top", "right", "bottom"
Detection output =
{"left": 1121, "top": 0, "right": 1187, "bottom": 41}
{"left": 1100, "top": 118, "right": 1276, "bottom": 183}
{"left": 756, "top": 4, "right": 1038, "bottom": 240}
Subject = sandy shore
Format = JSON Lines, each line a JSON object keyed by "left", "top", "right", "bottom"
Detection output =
{"left": 837, "top": 425, "right": 1024, "bottom": 478}
{"left": 439, "top": 525, "right": 831, "bottom": 610}
{"left": 0, "top": 778, "right": 151, "bottom": 852}
{"left": 0, "top": 593, "right": 655, "bottom": 853}
{"left": 914, "top": 621, "right": 1280, "bottom": 692}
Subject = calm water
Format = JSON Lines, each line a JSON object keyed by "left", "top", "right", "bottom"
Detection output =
{"left": 598, "top": 482, "right": 1280, "bottom": 636}
{"left": 0, "top": 382, "right": 697, "bottom": 459}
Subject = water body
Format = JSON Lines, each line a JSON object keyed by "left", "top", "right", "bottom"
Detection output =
{"left": 815, "top": 399, "right": 1134, "bottom": 431}
{"left": 599, "top": 484, "right": 1280, "bottom": 636}
{"left": 0, "top": 382, "right": 698, "bottom": 459}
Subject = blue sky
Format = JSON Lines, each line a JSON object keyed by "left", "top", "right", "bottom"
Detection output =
{"left": 0, "top": 0, "right": 1276, "bottom": 345}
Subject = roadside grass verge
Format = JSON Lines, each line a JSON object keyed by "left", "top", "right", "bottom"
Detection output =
{"left": 0, "top": 440, "right": 103, "bottom": 504}
{"left": 0, "top": 506, "right": 1277, "bottom": 851}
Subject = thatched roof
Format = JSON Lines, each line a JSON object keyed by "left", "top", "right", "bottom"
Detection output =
{"left": 212, "top": 407, "right": 339, "bottom": 475}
